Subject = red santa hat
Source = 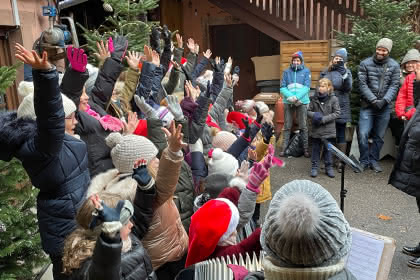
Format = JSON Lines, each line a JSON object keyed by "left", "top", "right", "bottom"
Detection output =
{"left": 185, "top": 198, "right": 240, "bottom": 267}
{"left": 227, "top": 111, "right": 253, "bottom": 130}
{"left": 133, "top": 119, "right": 148, "bottom": 137}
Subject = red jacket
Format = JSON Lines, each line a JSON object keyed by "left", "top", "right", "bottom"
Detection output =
{"left": 396, "top": 73, "right": 416, "bottom": 120}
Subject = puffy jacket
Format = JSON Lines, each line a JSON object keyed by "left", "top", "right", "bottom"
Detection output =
{"left": 174, "top": 161, "right": 195, "bottom": 232}
{"left": 395, "top": 72, "right": 417, "bottom": 120}
{"left": 358, "top": 55, "right": 400, "bottom": 105}
{"left": 280, "top": 63, "right": 311, "bottom": 105}
{"left": 308, "top": 93, "right": 341, "bottom": 139}
{"left": 209, "top": 85, "right": 233, "bottom": 131}
{"left": 320, "top": 68, "right": 352, "bottom": 123}
{"left": 0, "top": 68, "right": 90, "bottom": 257}
{"left": 67, "top": 186, "right": 157, "bottom": 280}
{"left": 132, "top": 62, "right": 158, "bottom": 115}
{"left": 389, "top": 81, "right": 420, "bottom": 198}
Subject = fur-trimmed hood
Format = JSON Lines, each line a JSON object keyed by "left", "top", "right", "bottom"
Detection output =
{"left": 0, "top": 112, "right": 37, "bottom": 161}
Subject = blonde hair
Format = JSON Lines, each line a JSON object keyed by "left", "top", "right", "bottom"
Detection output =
{"left": 318, "top": 78, "right": 334, "bottom": 94}
{"left": 62, "top": 193, "right": 124, "bottom": 274}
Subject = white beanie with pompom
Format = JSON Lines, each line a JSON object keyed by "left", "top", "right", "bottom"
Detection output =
{"left": 207, "top": 148, "right": 239, "bottom": 177}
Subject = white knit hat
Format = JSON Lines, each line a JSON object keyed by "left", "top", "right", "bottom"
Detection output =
{"left": 208, "top": 148, "right": 239, "bottom": 177}
{"left": 106, "top": 132, "right": 158, "bottom": 174}
{"left": 157, "top": 106, "right": 174, "bottom": 127}
{"left": 212, "top": 131, "right": 237, "bottom": 151}
{"left": 85, "top": 64, "right": 99, "bottom": 95}
{"left": 17, "top": 81, "right": 76, "bottom": 120}
{"left": 255, "top": 101, "right": 269, "bottom": 114}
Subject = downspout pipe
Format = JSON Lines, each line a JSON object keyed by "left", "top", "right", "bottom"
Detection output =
{"left": 11, "top": 0, "right": 20, "bottom": 26}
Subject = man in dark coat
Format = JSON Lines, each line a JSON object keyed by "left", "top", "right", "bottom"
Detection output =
{"left": 357, "top": 38, "right": 400, "bottom": 172}
{"left": 389, "top": 66, "right": 420, "bottom": 269}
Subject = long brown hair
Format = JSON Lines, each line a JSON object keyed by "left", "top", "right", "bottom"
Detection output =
{"left": 327, "top": 57, "right": 348, "bottom": 72}
{"left": 62, "top": 193, "right": 123, "bottom": 274}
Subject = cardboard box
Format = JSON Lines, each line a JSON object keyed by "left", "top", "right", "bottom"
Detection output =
{"left": 251, "top": 55, "right": 281, "bottom": 81}
{"left": 253, "top": 92, "right": 280, "bottom": 105}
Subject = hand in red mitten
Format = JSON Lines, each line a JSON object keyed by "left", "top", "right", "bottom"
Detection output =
{"left": 247, "top": 162, "right": 269, "bottom": 194}
{"left": 67, "top": 46, "right": 87, "bottom": 73}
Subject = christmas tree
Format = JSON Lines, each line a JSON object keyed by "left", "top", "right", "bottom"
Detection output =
{"left": 78, "top": 0, "right": 160, "bottom": 65}
{"left": 0, "top": 63, "right": 21, "bottom": 93}
{"left": 336, "top": 0, "right": 420, "bottom": 123}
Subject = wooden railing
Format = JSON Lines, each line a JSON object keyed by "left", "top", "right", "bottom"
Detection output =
{"left": 246, "top": 0, "right": 363, "bottom": 40}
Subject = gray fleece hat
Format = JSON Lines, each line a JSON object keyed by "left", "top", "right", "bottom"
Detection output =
{"left": 376, "top": 38, "right": 393, "bottom": 53}
{"left": 401, "top": 49, "right": 420, "bottom": 65}
{"left": 261, "top": 180, "right": 352, "bottom": 267}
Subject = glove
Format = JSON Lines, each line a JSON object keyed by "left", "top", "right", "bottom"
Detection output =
{"left": 233, "top": 66, "right": 240, "bottom": 76}
{"left": 372, "top": 99, "right": 387, "bottom": 110}
{"left": 67, "top": 46, "right": 87, "bottom": 73}
{"left": 263, "top": 144, "right": 274, "bottom": 170}
{"left": 132, "top": 164, "right": 155, "bottom": 190}
{"left": 242, "top": 117, "right": 251, "bottom": 139}
{"left": 261, "top": 123, "right": 274, "bottom": 144}
{"left": 247, "top": 162, "right": 269, "bottom": 194}
{"left": 89, "top": 200, "right": 126, "bottom": 236}
{"left": 110, "top": 35, "right": 128, "bottom": 62}
{"left": 254, "top": 106, "right": 263, "bottom": 124}
{"left": 287, "top": 96, "right": 297, "bottom": 103}
{"left": 134, "top": 95, "right": 159, "bottom": 119}
{"left": 162, "top": 25, "right": 172, "bottom": 48}
{"left": 108, "top": 37, "right": 114, "bottom": 53}
{"left": 166, "top": 95, "right": 184, "bottom": 121}
{"left": 211, "top": 58, "right": 225, "bottom": 73}
{"left": 150, "top": 26, "right": 162, "bottom": 53}
{"left": 312, "top": 111, "right": 323, "bottom": 126}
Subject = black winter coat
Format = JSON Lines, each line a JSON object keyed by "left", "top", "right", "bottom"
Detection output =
{"left": 308, "top": 93, "right": 341, "bottom": 139}
{"left": 358, "top": 55, "right": 400, "bottom": 105}
{"left": 174, "top": 161, "right": 195, "bottom": 232}
{"left": 389, "top": 80, "right": 420, "bottom": 198}
{"left": 0, "top": 69, "right": 90, "bottom": 257}
{"left": 67, "top": 186, "right": 157, "bottom": 280}
{"left": 320, "top": 68, "right": 352, "bottom": 123}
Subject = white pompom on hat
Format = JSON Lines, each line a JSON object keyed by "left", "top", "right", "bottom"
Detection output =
{"left": 207, "top": 148, "right": 239, "bottom": 177}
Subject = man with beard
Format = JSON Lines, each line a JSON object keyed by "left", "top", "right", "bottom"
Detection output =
{"left": 357, "top": 38, "right": 400, "bottom": 173}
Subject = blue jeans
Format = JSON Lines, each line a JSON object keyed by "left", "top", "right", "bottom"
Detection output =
{"left": 336, "top": 122, "right": 346, "bottom": 144}
{"left": 358, "top": 106, "right": 391, "bottom": 165}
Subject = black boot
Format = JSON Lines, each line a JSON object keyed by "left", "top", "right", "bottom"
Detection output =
{"left": 408, "top": 257, "right": 420, "bottom": 269}
{"left": 310, "top": 161, "right": 318, "bottom": 177}
{"left": 403, "top": 243, "right": 420, "bottom": 257}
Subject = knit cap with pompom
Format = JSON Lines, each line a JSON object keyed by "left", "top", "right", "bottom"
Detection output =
{"left": 207, "top": 148, "right": 239, "bottom": 177}
{"left": 106, "top": 132, "right": 158, "bottom": 174}
{"left": 17, "top": 80, "right": 76, "bottom": 120}
{"left": 255, "top": 101, "right": 269, "bottom": 114}
{"left": 212, "top": 131, "right": 237, "bottom": 152}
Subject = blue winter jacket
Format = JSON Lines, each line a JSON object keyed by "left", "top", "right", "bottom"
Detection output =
{"left": 280, "top": 64, "right": 311, "bottom": 105}
{"left": 0, "top": 68, "right": 90, "bottom": 257}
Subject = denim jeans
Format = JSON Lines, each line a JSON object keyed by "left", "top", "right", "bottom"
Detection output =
{"left": 358, "top": 105, "right": 391, "bottom": 165}
{"left": 282, "top": 103, "right": 309, "bottom": 150}
{"left": 312, "top": 138, "right": 334, "bottom": 167}
{"left": 336, "top": 122, "right": 346, "bottom": 144}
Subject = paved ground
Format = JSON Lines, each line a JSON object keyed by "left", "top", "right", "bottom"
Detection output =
{"left": 263, "top": 154, "right": 420, "bottom": 280}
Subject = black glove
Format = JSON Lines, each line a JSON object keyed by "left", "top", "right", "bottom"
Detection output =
{"left": 111, "top": 35, "right": 128, "bottom": 62}
{"left": 162, "top": 25, "right": 172, "bottom": 46}
{"left": 132, "top": 164, "right": 154, "bottom": 190}
{"left": 228, "top": 106, "right": 234, "bottom": 112}
{"left": 89, "top": 200, "right": 124, "bottom": 230}
{"left": 261, "top": 123, "right": 274, "bottom": 144}
{"left": 181, "top": 64, "right": 194, "bottom": 82}
{"left": 372, "top": 99, "right": 387, "bottom": 110}
{"left": 205, "top": 81, "right": 211, "bottom": 98}
{"left": 242, "top": 117, "right": 251, "bottom": 139}
{"left": 254, "top": 106, "right": 263, "bottom": 124}
{"left": 233, "top": 66, "right": 240, "bottom": 76}
{"left": 150, "top": 26, "right": 162, "bottom": 53}
{"left": 211, "top": 58, "right": 225, "bottom": 73}
{"left": 312, "top": 111, "right": 323, "bottom": 126}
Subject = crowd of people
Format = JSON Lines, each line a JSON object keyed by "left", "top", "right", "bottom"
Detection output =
{"left": 1, "top": 24, "right": 420, "bottom": 279}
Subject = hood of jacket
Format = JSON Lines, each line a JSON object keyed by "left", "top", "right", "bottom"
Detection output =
{"left": 0, "top": 112, "right": 37, "bottom": 161}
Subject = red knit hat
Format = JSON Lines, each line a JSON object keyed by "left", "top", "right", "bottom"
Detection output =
{"left": 186, "top": 198, "right": 239, "bottom": 267}
{"left": 227, "top": 111, "right": 252, "bottom": 130}
{"left": 133, "top": 119, "right": 148, "bottom": 137}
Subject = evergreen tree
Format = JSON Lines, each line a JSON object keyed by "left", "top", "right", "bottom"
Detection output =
{"left": 0, "top": 63, "right": 21, "bottom": 93}
{"left": 77, "top": 0, "right": 159, "bottom": 65}
{"left": 0, "top": 160, "right": 47, "bottom": 280}
{"left": 336, "top": 0, "right": 420, "bottom": 123}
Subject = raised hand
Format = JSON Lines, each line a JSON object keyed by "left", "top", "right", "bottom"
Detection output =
{"left": 247, "top": 162, "right": 269, "bottom": 194}
{"left": 66, "top": 46, "right": 87, "bottom": 73}
{"left": 254, "top": 106, "right": 263, "bottom": 124}
{"left": 162, "top": 120, "right": 186, "bottom": 153}
{"left": 203, "top": 49, "right": 212, "bottom": 60}
{"left": 185, "top": 80, "right": 200, "bottom": 101}
{"left": 225, "top": 73, "right": 233, "bottom": 88}
{"left": 94, "top": 40, "right": 111, "bottom": 64}
{"left": 194, "top": 43, "right": 200, "bottom": 55}
{"left": 15, "top": 43, "right": 51, "bottom": 70}
{"left": 151, "top": 50, "right": 160, "bottom": 67}
{"left": 237, "top": 160, "right": 250, "bottom": 182}
{"left": 123, "top": 111, "right": 138, "bottom": 135}
{"left": 176, "top": 33, "right": 183, "bottom": 49}
{"left": 110, "top": 35, "right": 128, "bottom": 62}
{"left": 261, "top": 123, "right": 274, "bottom": 144}
{"left": 132, "top": 159, "right": 154, "bottom": 189}
{"left": 134, "top": 95, "right": 159, "bottom": 119}
{"left": 166, "top": 95, "right": 184, "bottom": 121}
{"left": 126, "top": 51, "right": 142, "bottom": 70}
{"left": 108, "top": 37, "right": 114, "bottom": 53}
{"left": 187, "top": 38, "right": 195, "bottom": 53}
{"left": 242, "top": 117, "right": 251, "bottom": 139}
{"left": 224, "top": 57, "right": 233, "bottom": 74}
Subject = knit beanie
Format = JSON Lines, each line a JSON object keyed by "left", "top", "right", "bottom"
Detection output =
{"left": 186, "top": 198, "right": 240, "bottom": 267}
{"left": 212, "top": 131, "right": 237, "bottom": 151}
{"left": 401, "top": 49, "right": 420, "bottom": 65}
{"left": 203, "top": 173, "right": 232, "bottom": 199}
{"left": 292, "top": 51, "right": 304, "bottom": 62}
{"left": 207, "top": 148, "right": 239, "bottom": 177}
{"left": 105, "top": 132, "right": 158, "bottom": 174}
{"left": 376, "top": 38, "right": 393, "bottom": 53}
{"left": 255, "top": 101, "right": 269, "bottom": 114}
{"left": 156, "top": 106, "right": 174, "bottom": 127}
{"left": 241, "top": 99, "right": 256, "bottom": 113}
{"left": 17, "top": 81, "right": 76, "bottom": 120}
{"left": 261, "top": 180, "right": 352, "bottom": 267}
{"left": 85, "top": 64, "right": 99, "bottom": 96}
{"left": 334, "top": 48, "right": 348, "bottom": 62}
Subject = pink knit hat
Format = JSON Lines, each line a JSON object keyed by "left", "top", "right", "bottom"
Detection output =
{"left": 212, "top": 131, "right": 237, "bottom": 151}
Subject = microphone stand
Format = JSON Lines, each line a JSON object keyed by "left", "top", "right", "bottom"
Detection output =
{"left": 323, "top": 140, "right": 363, "bottom": 213}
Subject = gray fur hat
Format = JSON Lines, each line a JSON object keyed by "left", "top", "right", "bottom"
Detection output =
{"left": 261, "top": 180, "right": 352, "bottom": 267}
{"left": 401, "top": 49, "right": 420, "bottom": 65}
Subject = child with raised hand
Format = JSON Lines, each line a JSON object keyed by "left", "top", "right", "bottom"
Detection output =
{"left": 307, "top": 78, "right": 340, "bottom": 178}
